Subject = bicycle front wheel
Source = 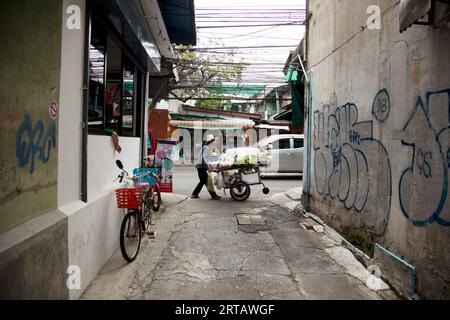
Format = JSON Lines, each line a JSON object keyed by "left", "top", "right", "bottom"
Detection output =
{"left": 120, "top": 210, "right": 141, "bottom": 262}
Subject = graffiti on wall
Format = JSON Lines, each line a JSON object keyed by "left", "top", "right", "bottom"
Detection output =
{"left": 399, "top": 89, "right": 450, "bottom": 227}
{"left": 313, "top": 90, "right": 392, "bottom": 236}
{"left": 312, "top": 88, "right": 450, "bottom": 230}
{"left": 16, "top": 114, "right": 56, "bottom": 175}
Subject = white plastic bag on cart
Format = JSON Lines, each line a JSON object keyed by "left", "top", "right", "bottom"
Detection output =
{"left": 206, "top": 172, "right": 215, "bottom": 193}
{"left": 214, "top": 172, "right": 224, "bottom": 190}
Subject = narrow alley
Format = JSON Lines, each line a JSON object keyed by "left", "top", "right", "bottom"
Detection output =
{"left": 82, "top": 179, "right": 393, "bottom": 300}
{"left": 1, "top": 0, "right": 449, "bottom": 308}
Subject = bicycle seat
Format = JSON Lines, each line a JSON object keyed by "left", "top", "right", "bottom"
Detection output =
{"left": 136, "top": 182, "right": 150, "bottom": 190}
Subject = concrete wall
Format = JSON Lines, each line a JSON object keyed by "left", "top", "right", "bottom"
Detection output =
{"left": 0, "top": 0, "right": 62, "bottom": 235}
{"left": 0, "top": 0, "right": 145, "bottom": 299}
{"left": 0, "top": 0, "right": 69, "bottom": 299}
{"left": 305, "top": 0, "right": 450, "bottom": 299}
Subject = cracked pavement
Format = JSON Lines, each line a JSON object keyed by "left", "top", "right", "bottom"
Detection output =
{"left": 81, "top": 191, "right": 391, "bottom": 300}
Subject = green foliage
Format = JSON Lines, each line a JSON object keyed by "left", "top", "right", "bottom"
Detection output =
{"left": 169, "top": 40, "right": 246, "bottom": 105}
{"left": 195, "top": 97, "right": 232, "bottom": 110}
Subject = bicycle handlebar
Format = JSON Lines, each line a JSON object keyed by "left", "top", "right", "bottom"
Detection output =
{"left": 114, "top": 164, "right": 159, "bottom": 184}
{"left": 133, "top": 171, "right": 159, "bottom": 180}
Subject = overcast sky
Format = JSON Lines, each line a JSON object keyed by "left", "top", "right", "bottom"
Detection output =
{"left": 194, "top": 0, "right": 306, "bottom": 87}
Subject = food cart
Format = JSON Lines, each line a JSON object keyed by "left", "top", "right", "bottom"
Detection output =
{"left": 209, "top": 148, "right": 271, "bottom": 202}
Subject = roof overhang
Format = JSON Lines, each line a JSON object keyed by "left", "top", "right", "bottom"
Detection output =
{"left": 400, "top": 0, "right": 432, "bottom": 32}
{"left": 182, "top": 105, "right": 263, "bottom": 121}
{"left": 90, "top": 0, "right": 176, "bottom": 72}
{"left": 157, "top": 0, "right": 197, "bottom": 46}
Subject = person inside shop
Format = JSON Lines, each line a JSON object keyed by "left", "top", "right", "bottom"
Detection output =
{"left": 191, "top": 134, "right": 222, "bottom": 200}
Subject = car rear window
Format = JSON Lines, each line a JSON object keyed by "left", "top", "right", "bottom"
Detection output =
{"left": 275, "top": 138, "right": 291, "bottom": 150}
{"left": 294, "top": 139, "right": 304, "bottom": 149}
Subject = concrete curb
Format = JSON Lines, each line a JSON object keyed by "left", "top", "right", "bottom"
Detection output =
{"left": 174, "top": 163, "right": 195, "bottom": 168}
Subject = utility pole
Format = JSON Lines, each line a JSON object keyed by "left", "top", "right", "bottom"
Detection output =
{"left": 276, "top": 89, "right": 280, "bottom": 114}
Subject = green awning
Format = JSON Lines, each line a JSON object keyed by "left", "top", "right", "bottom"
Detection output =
{"left": 291, "top": 80, "right": 305, "bottom": 127}
{"left": 285, "top": 65, "right": 299, "bottom": 82}
{"left": 206, "top": 84, "right": 265, "bottom": 96}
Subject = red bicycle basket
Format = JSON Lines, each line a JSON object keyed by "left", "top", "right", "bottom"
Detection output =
{"left": 115, "top": 188, "right": 144, "bottom": 209}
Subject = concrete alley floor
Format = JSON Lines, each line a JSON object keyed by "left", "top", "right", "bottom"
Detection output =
{"left": 81, "top": 188, "right": 395, "bottom": 300}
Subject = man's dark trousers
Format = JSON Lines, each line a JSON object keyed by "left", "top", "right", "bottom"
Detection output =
{"left": 193, "top": 168, "right": 217, "bottom": 198}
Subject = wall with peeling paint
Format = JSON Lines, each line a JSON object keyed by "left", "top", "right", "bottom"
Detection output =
{"left": 305, "top": 0, "right": 450, "bottom": 299}
{"left": 0, "top": 0, "right": 62, "bottom": 235}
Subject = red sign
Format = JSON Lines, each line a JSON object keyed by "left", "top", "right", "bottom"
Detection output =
{"left": 49, "top": 101, "right": 58, "bottom": 120}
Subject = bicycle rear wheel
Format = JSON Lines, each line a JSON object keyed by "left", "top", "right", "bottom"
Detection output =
{"left": 141, "top": 195, "right": 152, "bottom": 231}
{"left": 120, "top": 210, "right": 141, "bottom": 262}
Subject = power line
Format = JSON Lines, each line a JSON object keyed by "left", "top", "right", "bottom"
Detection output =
{"left": 177, "top": 45, "right": 300, "bottom": 51}
{"left": 310, "top": 1, "right": 400, "bottom": 70}
{"left": 197, "top": 21, "right": 305, "bottom": 29}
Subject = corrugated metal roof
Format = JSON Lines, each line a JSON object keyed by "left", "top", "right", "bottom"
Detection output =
{"left": 170, "top": 119, "right": 255, "bottom": 130}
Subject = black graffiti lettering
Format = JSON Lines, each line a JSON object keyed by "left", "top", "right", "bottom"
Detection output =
{"left": 416, "top": 149, "right": 433, "bottom": 178}
{"left": 349, "top": 130, "right": 361, "bottom": 144}
{"left": 313, "top": 90, "right": 392, "bottom": 236}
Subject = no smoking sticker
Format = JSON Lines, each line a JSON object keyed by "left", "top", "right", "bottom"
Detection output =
{"left": 49, "top": 101, "right": 58, "bottom": 120}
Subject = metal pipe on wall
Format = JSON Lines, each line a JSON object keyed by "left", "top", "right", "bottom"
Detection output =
{"left": 375, "top": 244, "right": 418, "bottom": 299}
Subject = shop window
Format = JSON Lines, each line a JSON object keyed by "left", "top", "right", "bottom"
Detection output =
{"left": 122, "top": 58, "right": 136, "bottom": 137}
{"left": 88, "top": 19, "right": 142, "bottom": 137}
{"left": 105, "top": 37, "right": 122, "bottom": 133}
{"left": 88, "top": 22, "right": 105, "bottom": 129}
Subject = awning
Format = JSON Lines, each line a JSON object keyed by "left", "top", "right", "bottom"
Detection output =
{"left": 291, "top": 80, "right": 305, "bottom": 127}
{"left": 256, "top": 124, "right": 290, "bottom": 131}
{"left": 400, "top": 0, "right": 432, "bottom": 32}
{"left": 170, "top": 120, "right": 255, "bottom": 130}
{"left": 157, "top": 0, "right": 197, "bottom": 46}
{"left": 91, "top": 0, "right": 164, "bottom": 71}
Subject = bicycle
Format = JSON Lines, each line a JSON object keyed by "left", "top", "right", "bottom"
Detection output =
{"left": 140, "top": 155, "right": 162, "bottom": 213}
{"left": 114, "top": 160, "right": 161, "bottom": 262}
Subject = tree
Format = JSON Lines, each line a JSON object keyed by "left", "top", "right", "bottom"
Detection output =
{"left": 166, "top": 40, "right": 246, "bottom": 108}
{"left": 195, "top": 96, "right": 232, "bottom": 110}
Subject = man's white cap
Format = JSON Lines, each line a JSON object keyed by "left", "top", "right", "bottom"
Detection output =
{"left": 205, "top": 134, "right": 215, "bottom": 143}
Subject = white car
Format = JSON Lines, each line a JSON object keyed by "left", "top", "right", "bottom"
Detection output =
{"left": 257, "top": 134, "right": 304, "bottom": 175}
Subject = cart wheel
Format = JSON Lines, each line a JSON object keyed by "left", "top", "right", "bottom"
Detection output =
{"left": 230, "top": 181, "right": 251, "bottom": 202}
{"left": 263, "top": 187, "right": 270, "bottom": 195}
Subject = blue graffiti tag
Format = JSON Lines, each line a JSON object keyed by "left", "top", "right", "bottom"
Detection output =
{"left": 399, "top": 89, "right": 450, "bottom": 227}
{"left": 16, "top": 114, "right": 56, "bottom": 175}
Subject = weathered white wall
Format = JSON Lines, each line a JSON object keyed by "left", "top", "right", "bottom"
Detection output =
{"left": 58, "top": 0, "right": 85, "bottom": 208}
{"left": 87, "top": 135, "right": 141, "bottom": 198}
{"left": 66, "top": 135, "right": 140, "bottom": 299}
{"left": 306, "top": 0, "right": 450, "bottom": 299}
{"left": 57, "top": 0, "right": 143, "bottom": 299}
